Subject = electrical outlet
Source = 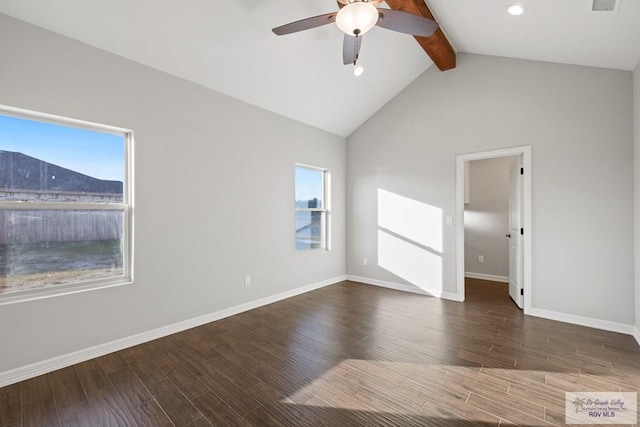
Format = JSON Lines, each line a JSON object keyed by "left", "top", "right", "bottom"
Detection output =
{"left": 244, "top": 275, "right": 251, "bottom": 286}
{"left": 478, "top": 255, "right": 484, "bottom": 263}
{"left": 362, "top": 258, "right": 368, "bottom": 266}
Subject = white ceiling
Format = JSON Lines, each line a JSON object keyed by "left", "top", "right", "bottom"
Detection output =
{"left": 0, "top": 0, "right": 639, "bottom": 137}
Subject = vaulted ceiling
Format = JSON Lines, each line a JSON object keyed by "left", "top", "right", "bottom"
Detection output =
{"left": 1, "top": 0, "right": 639, "bottom": 137}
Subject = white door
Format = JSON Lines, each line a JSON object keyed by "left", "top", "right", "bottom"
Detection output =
{"left": 508, "top": 157, "right": 524, "bottom": 309}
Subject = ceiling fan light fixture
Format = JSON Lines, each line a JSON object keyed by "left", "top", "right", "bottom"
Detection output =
{"left": 336, "top": 2, "right": 379, "bottom": 36}
{"left": 353, "top": 64, "right": 364, "bottom": 76}
{"left": 507, "top": 4, "right": 525, "bottom": 15}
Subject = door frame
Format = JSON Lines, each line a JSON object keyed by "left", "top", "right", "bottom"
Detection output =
{"left": 455, "top": 145, "right": 532, "bottom": 313}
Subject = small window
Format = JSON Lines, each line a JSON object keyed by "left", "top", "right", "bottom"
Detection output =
{"left": 0, "top": 106, "right": 133, "bottom": 304}
{"left": 295, "top": 164, "right": 329, "bottom": 251}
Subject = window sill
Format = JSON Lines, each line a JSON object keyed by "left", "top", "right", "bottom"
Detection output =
{"left": 0, "top": 277, "right": 133, "bottom": 306}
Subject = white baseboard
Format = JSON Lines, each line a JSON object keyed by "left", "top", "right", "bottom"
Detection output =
{"left": 633, "top": 326, "right": 640, "bottom": 346}
{"left": 347, "top": 275, "right": 462, "bottom": 302}
{"left": 465, "top": 272, "right": 509, "bottom": 283}
{"left": 526, "top": 307, "right": 636, "bottom": 336}
{"left": 0, "top": 275, "right": 346, "bottom": 388}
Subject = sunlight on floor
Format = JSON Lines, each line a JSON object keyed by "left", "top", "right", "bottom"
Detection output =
{"left": 281, "top": 357, "right": 638, "bottom": 426}
{"left": 281, "top": 358, "right": 570, "bottom": 422}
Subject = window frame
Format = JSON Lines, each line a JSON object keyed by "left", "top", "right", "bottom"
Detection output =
{"left": 294, "top": 163, "right": 330, "bottom": 253}
{"left": 0, "top": 104, "right": 134, "bottom": 305}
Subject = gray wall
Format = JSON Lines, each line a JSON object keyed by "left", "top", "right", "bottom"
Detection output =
{"left": 347, "top": 53, "right": 634, "bottom": 325}
{"left": 464, "top": 156, "right": 516, "bottom": 280}
{"left": 634, "top": 62, "right": 640, "bottom": 336}
{"left": 0, "top": 14, "right": 346, "bottom": 373}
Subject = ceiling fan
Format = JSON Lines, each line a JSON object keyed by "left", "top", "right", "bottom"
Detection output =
{"left": 272, "top": 0, "right": 439, "bottom": 70}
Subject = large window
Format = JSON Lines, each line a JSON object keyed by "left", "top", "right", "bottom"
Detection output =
{"left": 295, "top": 164, "right": 329, "bottom": 251}
{"left": 0, "top": 106, "right": 133, "bottom": 304}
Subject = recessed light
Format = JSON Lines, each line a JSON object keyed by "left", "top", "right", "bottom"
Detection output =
{"left": 507, "top": 4, "right": 525, "bottom": 15}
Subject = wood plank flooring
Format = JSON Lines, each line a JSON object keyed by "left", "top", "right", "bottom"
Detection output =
{"left": 1, "top": 279, "right": 639, "bottom": 426}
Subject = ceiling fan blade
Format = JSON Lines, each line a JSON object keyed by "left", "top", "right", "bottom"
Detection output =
{"left": 343, "top": 34, "right": 362, "bottom": 65}
{"left": 375, "top": 8, "right": 439, "bottom": 37}
{"left": 272, "top": 12, "right": 338, "bottom": 36}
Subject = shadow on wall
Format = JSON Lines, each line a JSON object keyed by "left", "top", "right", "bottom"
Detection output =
{"left": 377, "top": 189, "right": 443, "bottom": 293}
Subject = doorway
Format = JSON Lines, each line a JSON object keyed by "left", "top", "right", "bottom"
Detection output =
{"left": 455, "top": 146, "right": 532, "bottom": 313}
{"left": 463, "top": 155, "right": 520, "bottom": 306}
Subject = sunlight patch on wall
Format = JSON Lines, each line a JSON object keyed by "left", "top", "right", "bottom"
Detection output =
{"left": 378, "top": 189, "right": 443, "bottom": 252}
{"left": 378, "top": 230, "right": 443, "bottom": 291}
{"left": 377, "top": 189, "right": 443, "bottom": 292}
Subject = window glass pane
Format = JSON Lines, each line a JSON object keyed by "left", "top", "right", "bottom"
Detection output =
{"left": 295, "top": 211, "right": 323, "bottom": 250}
{"left": 0, "top": 114, "right": 124, "bottom": 202}
{"left": 0, "top": 209, "right": 124, "bottom": 296}
{"left": 295, "top": 166, "right": 323, "bottom": 209}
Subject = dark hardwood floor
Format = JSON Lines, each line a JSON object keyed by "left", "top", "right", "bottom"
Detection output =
{"left": 1, "top": 279, "right": 639, "bottom": 426}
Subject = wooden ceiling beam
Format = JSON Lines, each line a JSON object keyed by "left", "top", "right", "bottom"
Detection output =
{"left": 384, "top": 0, "right": 456, "bottom": 71}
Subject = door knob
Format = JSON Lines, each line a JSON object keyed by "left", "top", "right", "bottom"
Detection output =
{"left": 505, "top": 234, "right": 511, "bottom": 238}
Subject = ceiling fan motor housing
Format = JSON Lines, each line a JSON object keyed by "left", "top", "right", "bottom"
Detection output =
{"left": 336, "top": 1, "right": 379, "bottom": 36}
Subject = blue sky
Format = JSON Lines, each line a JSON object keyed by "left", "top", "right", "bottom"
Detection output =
{"left": 0, "top": 114, "right": 124, "bottom": 182}
{"left": 295, "top": 166, "right": 323, "bottom": 203}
